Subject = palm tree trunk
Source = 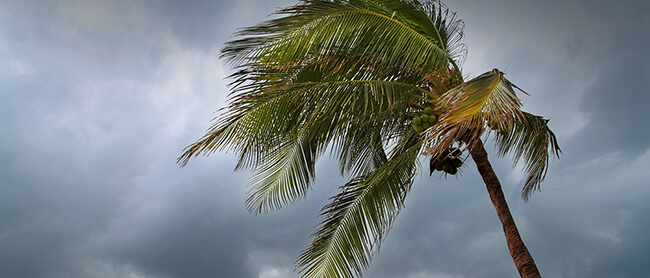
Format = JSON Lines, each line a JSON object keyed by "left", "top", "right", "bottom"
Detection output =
{"left": 467, "top": 139, "right": 541, "bottom": 278}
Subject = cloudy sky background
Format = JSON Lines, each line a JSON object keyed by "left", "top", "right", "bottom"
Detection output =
{"left": 1, "top": 0, "right": 648, "bottom": 277}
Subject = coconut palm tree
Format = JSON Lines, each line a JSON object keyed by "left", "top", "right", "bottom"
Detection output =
{"left": 178, "top": 0, "right": 560, "bottom": 277}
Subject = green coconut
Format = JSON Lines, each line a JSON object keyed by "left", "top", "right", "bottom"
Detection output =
{"left": 423, "top": 107, "right": 433, "bottom": 115}
{"left": 412, "top": 123, "right": 423, "bottom": 133}
{"left": 413, "top": 116, "right": 422, "bottom": 125}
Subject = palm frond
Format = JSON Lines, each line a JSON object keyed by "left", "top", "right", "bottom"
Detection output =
{"left": 246, "top": 139, "right": 321, "bottom": 214}
{"left": 346, "top": 0, "right": 466, "bottom": 65}
{"left": 179, "top": 77, "right": 426, "bottom": 214}
{"left": 296, "top": 136, "right": 422, "bottom": 277}
{"left": 422, "top": 69, "right": 524, "bottom": 154}
{"left": 414, "top": 0, "right": 467, "bottom": 66}
{"left": 440, "top": 68, "right": 524, "bottom": 124}
{"left": 177, "top": 91, "right": 298, "bottom": 168}
{"left": 493, "top": 112, "right": 561, "bottom": 200}
{"left": 179, "top": 76, "right": 427, "bottom": 161}
{"left": 224, "top": 0, "right": 455, "bottom": 77}
{"left": 335, "top": 123, "right": 388, "bottom": 177}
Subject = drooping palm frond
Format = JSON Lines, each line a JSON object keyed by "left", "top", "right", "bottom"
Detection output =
{"left": 178, "top": 77, "right": 429, "bottom": 214}
{"left": 423, "top": 69, "right": 560, "bottom": 199}
{"left": 493, "top": 112, "right": 561, "bottom": 200}
{"left": 246, "top": 139, "right": 321, "bottom": 214}
{"left": 296, "top": 136, "right": 422, "bottom": 278}
{"left": 243, "top": 79, "right": 429, "bottom": 213}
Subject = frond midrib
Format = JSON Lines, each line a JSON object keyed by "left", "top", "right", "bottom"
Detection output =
{"left": 293, "top": 79, "right": 433, "bottom": 97}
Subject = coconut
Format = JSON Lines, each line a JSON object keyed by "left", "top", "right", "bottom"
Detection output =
{"left": 435, "top": 161, "right": 443, "bottom": 171}
{"left": 423, "top": 108, "right": 433, "bottom": 115}
{"left": 451, "top": 158, "right": 463, "bottom": 167}
{"left": 413, "top": 116, "right": 422, "bottom": 125}
{"left": 448, "top": 166, "right": 458, "bottom": 175}
{"left": 429, "top": 158, "right": 437, "bottom": 176}
{"left": 442, "top": 164, "right": 453, "bottom": 173}
{"left": 412, "top": 123, "right": 423, "bottom": 133}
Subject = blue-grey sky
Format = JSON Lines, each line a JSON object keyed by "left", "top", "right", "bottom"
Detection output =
{"left": 0, "top": 0, "right": 648, "bottom": 277}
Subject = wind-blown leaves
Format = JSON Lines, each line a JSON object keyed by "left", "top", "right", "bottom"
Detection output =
{"left": 179, "top": 0, "right": 559, "bottom": 277}
{"left": 439, "top": 69, "right": 524, "bottom": 125}
{"left": 493, "top": 112, "right": 561, "bottom": 200}
{"left": 424, "top": 69, "right": 524, "bottom": 155}
{"left": 179, "top": 77, "right": 428, "bottom": 214}
{"left": 246, "top": 139, "right": 321, "bottom": 214}
{"left": 223, "top": 0, "right": 462, "bottom": 78}
{"left": 296, "top": 138, "right": 421, "bottom": 277}
{"left": 424, "top": 70, "right": 559, "bottom": 198}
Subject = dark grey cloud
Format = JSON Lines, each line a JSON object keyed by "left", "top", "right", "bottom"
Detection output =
{"left": 571, "top": 31, "right": 650, "bottom": 159}
{"left": 142, "top": 0, "right": 297, "bottom": 52}
{"left": 0, "top": 0, "right": 235, "bottom": 277}
{"left": 143, "top": 0, "right": 238, "bottom": 52}
{"left": 0, "top": 0, "right": 649, "bottom": 277}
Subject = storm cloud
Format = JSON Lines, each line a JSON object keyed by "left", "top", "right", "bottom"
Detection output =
{"left": 0, "top": 0, "right": 648, "bottom": 277}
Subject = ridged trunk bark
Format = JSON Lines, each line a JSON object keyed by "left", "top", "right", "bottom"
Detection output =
{"left": 467, "top": 139, "right": 541, "bottom": 278}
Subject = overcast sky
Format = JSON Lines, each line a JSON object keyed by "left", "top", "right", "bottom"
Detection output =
{"left": 0, "top": 0, "right": 648, "bottom": 277}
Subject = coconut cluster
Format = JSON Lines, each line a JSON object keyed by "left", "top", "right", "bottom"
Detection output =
{"left": 411, "top": 108, "right": 438, "bottom": 133}
{"left": 429, "top": 147, "right": 463, "bottom": 175}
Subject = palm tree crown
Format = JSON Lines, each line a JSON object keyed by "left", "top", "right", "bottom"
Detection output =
{"left": 179, "top": 0, "right": 560, "bottom": 277}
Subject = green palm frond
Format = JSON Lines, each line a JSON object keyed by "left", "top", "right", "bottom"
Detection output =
{"left": 335, "top": 123, "right": 388, "bottom": 177}
{"left": 296, "top": 136, "right": 421, "bottom": 277}
{"left": 493, "top": 112, "right": 561, "bottom": 200}
{"left": 177, "top": 91, "right": 298, "bottom": 168}
{"left": 179, "top": 78, "right": 427, "bottom": 212}
{"left": 241, "top": 78, "right": 427, "bottom": 213}
{"left": 346, "top": 0, "right": 466, "bottom": 64}
{"left": 223, "top": 0, "right": 460, "bottom": 78}
{"left": 246, "top": 139, "right": 321, "bottom": 214}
